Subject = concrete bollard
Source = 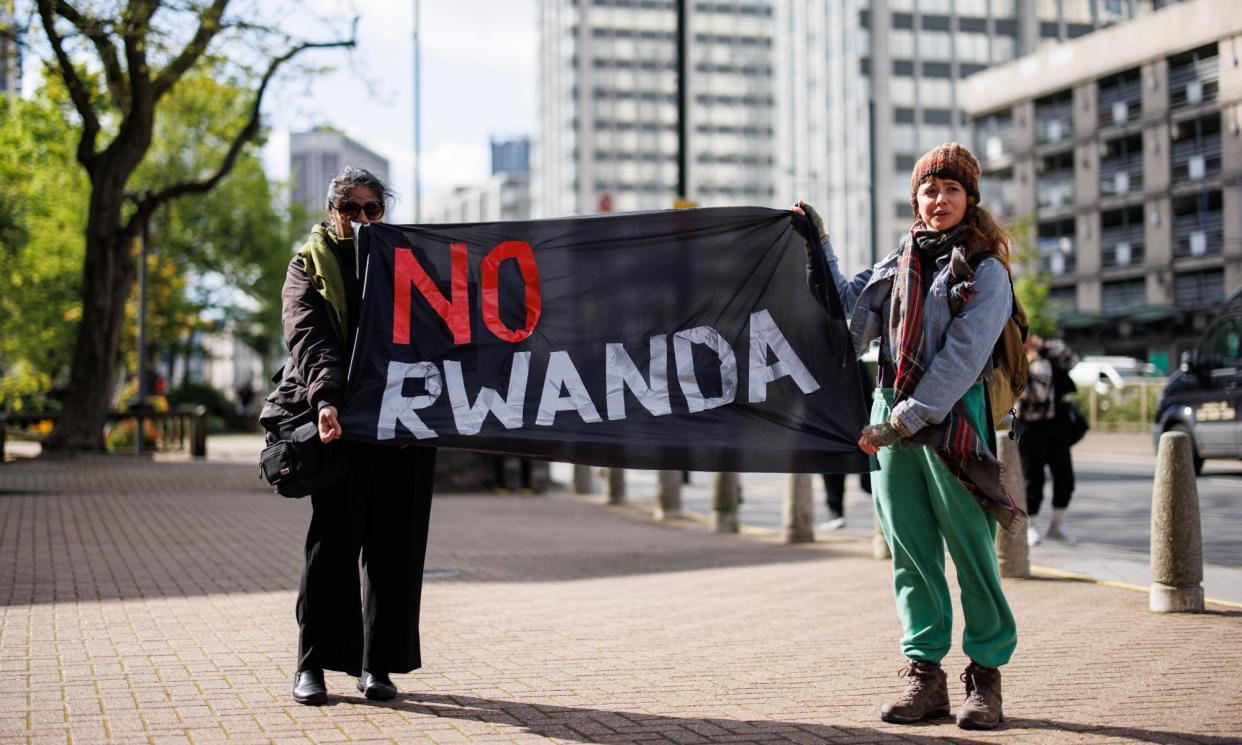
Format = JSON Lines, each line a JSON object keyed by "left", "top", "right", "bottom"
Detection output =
{"left": 872, "top": 515, "right": 891, "bottom": 559}
{"left": 572, "top": 464, "right": 595, "bottom": 495}
{"left": 995, "top": 434, "right": 1031, "bottom": 578}
{"left": 0, "top": 411, "right": 6, "bottom": 463}
{"left": 655, "top": 470, "right": 682, "bottom": 520}
{"left": 1150, "top": 431, "right": 1204, "bottom": 613}
{"left": 783, "top": 473, "right": 814, "bottom": 543}
{"left": 711, "top": 472, "right": 739, "bottom": 533}
{"left": 606, "top": 467, "right": 625, "bottom": 505}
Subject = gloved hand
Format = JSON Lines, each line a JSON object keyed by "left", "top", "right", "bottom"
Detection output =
{"left": 790, "top": 200, "right": 828, "bottom": 246}
{"left": 858, "top": 420, "right": 903, "bottom": 454}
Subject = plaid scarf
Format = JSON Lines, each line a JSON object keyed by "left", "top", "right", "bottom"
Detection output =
{"left": 891, "top": 223, "right": 1022, "bottom": 528}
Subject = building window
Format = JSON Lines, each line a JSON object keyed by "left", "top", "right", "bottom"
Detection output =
{"left": 1097, "top": 68, "right": 1142, "bottom": 128}
{"left": 1168, "top": 43, "right": 1219, "bottom": 109}
{"left": 1099, "top": 134, "right": 1143, "bottom": 197}
{"left": 1036, "top": 151, "right": 1074, "bottom": 210}
{"left": 974, "top": 111, "right": 1014, "bottom": 162}
{"left": 1101, "top": 278, "right": 1147, "bottom": 310}
{"left": 1171, "top": 190, "right": 1223, "bottom": 259}
{"left": 1170, "top": 114, "right": 1222, "bottom": 184}
{"left": 1049, "top": 285, "right": 1077, "bottom": 311}
{"left": 1037, "top": 218, "right": 1076, "bottom": 277}
{"left": 1100, "top": 206, "right": 1145, "bottom": 269}
{"left": 981, "top": 167, "right": 1014, "bottom": 216}
{"left": 1174, "top": 268, "right": 1225, "bottom": 310}
{"left": 1034, "top": 90, "right": 1074, "bottom": 145}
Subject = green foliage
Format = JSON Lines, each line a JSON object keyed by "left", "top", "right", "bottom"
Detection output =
{"left": 0, "top": 88, "right": 89, "bottom": 407}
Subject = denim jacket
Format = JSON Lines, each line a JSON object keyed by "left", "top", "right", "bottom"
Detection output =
{"left": 823, "top": 238, "right": 1011, "bottom": 437}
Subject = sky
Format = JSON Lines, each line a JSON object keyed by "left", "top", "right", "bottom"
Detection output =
{"left": 20, "top": 0, "right": 539, "bottom": 225}
{"left": 261, "top": 0, "right": 539, "bottom": 223}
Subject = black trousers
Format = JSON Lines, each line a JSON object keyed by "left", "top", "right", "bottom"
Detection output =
{"left": 820, "top": 472, "right": 872, "bottom": 519}
{"left": 297, "top": 441, "right": 437, "bottom": 676}
{"left": 1017, "top": 428, "right": 1074, "bottom": 517}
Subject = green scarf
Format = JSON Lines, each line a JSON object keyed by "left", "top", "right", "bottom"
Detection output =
{"left": 296, "top": 224, "right": 350, "bottom": 344}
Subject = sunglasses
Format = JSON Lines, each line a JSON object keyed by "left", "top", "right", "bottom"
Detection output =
{"left": 334, "top": 200, "right": 385, "bottom": 219}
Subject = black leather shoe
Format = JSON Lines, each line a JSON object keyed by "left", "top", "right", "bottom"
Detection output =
{"left": 356, "top": 671, "right": 397, "bottom": 701}
{"left": 292, "top": 669, "right": 327, "bottom": 705}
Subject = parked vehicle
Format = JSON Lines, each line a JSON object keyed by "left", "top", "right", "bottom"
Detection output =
{"left": 1070, "top": 355, "right": 1163, "bottom": 394}
{"left": 1154, "top": 287, "right": 1242, "bottom": 474}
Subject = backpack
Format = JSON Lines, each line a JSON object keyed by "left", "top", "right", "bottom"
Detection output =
{"left": 969, "top": 253, "right": 1029, "bottom": 427}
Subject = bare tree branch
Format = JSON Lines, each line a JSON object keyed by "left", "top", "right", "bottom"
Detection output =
{"left": 151, "top": 0, "right": 229, "bottom": 100}
{"left": 125, "top": 28, "right": 357, "bottom": 237}
{"left": 35, "top": 0, "right": 100, "bottom": 167}
{"left": 53, "top": 1, "right": 128, "bottom": 111}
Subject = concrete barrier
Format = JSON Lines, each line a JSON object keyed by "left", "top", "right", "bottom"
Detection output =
{"left": 655, "top": 470, "right": 682, "bottom": 520}
{"left": 995, "top": 434, "right": 1031, "bottom": 579}
{"left": 872, "top": 515, "right": 891, "bottom": 559}
{"left": 783, "top": 473, "right": 814, "bottom": 543}
{"left": 572, "top": 465, "right": 595, "bottom": 495}
{"left": 711, "top": 472, "right": 739, "bottom": 533}
{"left": 1150, "top": 431, "right": 1204, "bottom": 613}
{"left": 607, "top": 468, "right": 625, "bottom": 505}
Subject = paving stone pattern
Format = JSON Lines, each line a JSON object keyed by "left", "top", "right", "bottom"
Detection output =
{"left": 1, "top": 458, "right": 1240, "bottom": 744}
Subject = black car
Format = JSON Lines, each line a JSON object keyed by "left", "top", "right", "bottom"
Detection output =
{"left": 1155, "top": 286, "right": 1242, "bottom": 474}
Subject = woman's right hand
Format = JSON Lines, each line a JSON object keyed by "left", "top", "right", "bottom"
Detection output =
{"left": 318, "top": 405, "right": 342, "bottom": 443}
{"left": 790, "top": 199, "right": 827, "bottom": 244}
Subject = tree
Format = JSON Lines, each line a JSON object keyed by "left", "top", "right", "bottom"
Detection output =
{"left": 1006, "top": 214, "right": 1057, "bottom": 339}
{"left": 32, "top": 0, "right": 354, "bottom": 450}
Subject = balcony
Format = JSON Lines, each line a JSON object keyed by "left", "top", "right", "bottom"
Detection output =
{"left": 974, "top": 113, "right": 1014, "bottom": 162}
{"left": 1170, "top": 117, "right": 1222, "bottom": 185}
{"left": 1171, "top": 192, "right": 1224, "bottom": 260}
{"left": 1097, "top": 69, "right": 1142, "bottom": 129}
{"left": 1168, "top": 46, "right": 1219, "bottom": 110}
{"left": 1100, "top": 221, "right": 1145, "bottom": 269}
{"left": 1035, "top": 90, "right": 1074, "bottom": 147}
{"left": 1037, "top": 172, "right": 1074, "bottom": 210}
{"left": 981, "top": 169, "right": 1014, "bottom": 216}
{"left": 1099, "top": 155, "right": 1143, "bottom": 198}
{"left": 1037, "top": 236, "right": 1076, "bottom": 278}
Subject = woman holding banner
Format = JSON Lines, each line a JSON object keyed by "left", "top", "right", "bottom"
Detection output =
{"left": 795, "top": 143, "right": 1019, "bottom": 730}
{"left": 264, "top": 166, "right": 437, "bottom": 706}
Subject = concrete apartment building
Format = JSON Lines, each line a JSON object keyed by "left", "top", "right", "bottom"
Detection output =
{"left": 289, "top": 127, "right": 390, "bottom": 230}
{"left": 963, "top": 0, "right": 1239, "bottom": 370}
{"left": 535, "top": 0, "right": 777, "bottom": 217}
{"left": 773, "top": 0, "right": 1148, "bottom": 275}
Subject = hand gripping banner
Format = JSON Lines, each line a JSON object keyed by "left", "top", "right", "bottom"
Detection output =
{"left": 341, "top": 207, "right": 870, "bottom": 473}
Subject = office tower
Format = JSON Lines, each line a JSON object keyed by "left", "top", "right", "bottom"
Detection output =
{"left": 290, "top": 126, "right": 391, "bottom": 229}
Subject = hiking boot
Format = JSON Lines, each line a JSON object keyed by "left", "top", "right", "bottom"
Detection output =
{"left": 880, "top": 660, "right": 950, "bottom": 724}
{"left": 957, "top": 662, "right": 1003, "bottom": 730}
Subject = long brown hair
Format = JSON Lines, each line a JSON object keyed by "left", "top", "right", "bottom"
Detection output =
{"left": 961, "top": 201, "right": 1013, "bottom": 272}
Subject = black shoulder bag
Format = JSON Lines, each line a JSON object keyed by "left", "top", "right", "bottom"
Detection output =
{"left": 259, "top": 408, "right": 346, "bottom": 499}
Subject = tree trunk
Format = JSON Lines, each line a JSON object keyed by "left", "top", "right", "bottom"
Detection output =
{"left": 42, "top": 177, "right": 137, "bottom": 452}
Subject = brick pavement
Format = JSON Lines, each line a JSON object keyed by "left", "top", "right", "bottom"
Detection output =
{"left": 1, "top": 456, "right": 1241, "bottom": 744}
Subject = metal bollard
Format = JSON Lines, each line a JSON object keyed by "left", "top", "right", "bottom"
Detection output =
{"left": 1150, "top": 431, "right": 1204, "bottom": 613}
{"left": 572, "top": 464, "right": 595, "bottom": 495}
{"left": 783, "top": 473, "right": 814, "bottom": 543}
{"left": 995, "top": 433, "right": 1031, "bottom": 578}
{"left": 190, "top": 406, "right": 208, "bottom": 458}
{"left": 711, "top": 472, "right": 739, "bottom": 533}
{"left": 655, "top": 470, "right": 682, "bottom": 520}
{"left": 607, "top": 467, "right": 626, "bottom": 505}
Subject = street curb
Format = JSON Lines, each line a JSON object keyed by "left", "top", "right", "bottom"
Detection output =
{"left": 1030, "top": 564, "right": 1242, "bottom": 609}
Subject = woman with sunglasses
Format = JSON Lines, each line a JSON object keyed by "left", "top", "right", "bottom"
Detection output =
{"left": 265, "top": 166, "right": 437, "bottom": 706}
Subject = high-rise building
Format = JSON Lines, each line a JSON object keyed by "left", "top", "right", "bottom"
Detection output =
{"left": 535, "top": 0, "right": 776, "bottom": 218}
{"left": 492, "top": 136, "right": 532, "bottom": 175}
{"left": 1, "top": 0, "right": 21, "bottom": 98}
{"left": 773, "top": 0, "right": 1146, "bottom": 275}
{"left": 963, "top": 0, "right": 1238, "bottom": 368}
{"left": 424, "top": 172, "right": 532, "bottom": 224}
{"left": 290, "top": 127, "right": 391, "bottom": 229}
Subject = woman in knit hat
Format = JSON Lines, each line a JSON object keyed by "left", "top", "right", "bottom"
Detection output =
{"left": 794, "top": 142, "right": 1020, "bottom": 730}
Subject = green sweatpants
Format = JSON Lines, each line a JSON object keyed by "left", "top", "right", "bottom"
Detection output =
{"left": 871, "top": 384, "right": 1017, "bottom": 669}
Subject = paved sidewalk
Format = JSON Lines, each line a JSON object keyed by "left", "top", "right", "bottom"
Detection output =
{"left": 1, "top": 456, "right": 1241, "bottom": 744}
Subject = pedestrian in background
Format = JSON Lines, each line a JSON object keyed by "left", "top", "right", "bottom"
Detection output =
{"left": 795, "top": 142, "right": 1021, "bottom": 730}
{"left": 1016, "top": 335, "right": 1082, "bottom": 546}
{"left": 262, "top": 166, "right": 437, "bottom": 706}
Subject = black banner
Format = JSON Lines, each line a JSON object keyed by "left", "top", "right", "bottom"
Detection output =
{"left": 341, "top": 207, "right": 869, "bottom": 473}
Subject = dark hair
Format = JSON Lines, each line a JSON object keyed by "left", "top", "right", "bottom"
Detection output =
{"left": 961, "top": 202, "right": 1013, "bottom": 272}
{"left": 324, "top": 166, "right": 394, "bottom": 215}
